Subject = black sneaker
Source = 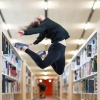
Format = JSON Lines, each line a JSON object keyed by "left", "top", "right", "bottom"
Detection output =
{"left": 37, "top": 50, "right": 46, "bottom": 57}
{"left": 13, "top": 42, "right": 29, "bottom": 50}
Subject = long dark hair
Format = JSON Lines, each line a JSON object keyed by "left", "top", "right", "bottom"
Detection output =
{"left": 21, "top": 18, "right": 42, "bottom": 31}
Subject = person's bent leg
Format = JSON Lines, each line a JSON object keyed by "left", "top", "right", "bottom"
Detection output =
{"left": 51, "top": 55, "right": 65, "bottom": 75}
{"left": 24, "top": 47, "right": 61, "bottom": 69}
{"left": 51, "top": 43, "right": 66, "bottom": 75}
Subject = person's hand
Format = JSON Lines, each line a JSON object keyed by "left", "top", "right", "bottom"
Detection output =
{"left": 17, "top": 30, "right": 24, "bottom": 37}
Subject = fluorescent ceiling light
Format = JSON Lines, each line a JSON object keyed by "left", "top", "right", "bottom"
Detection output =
{"left": 0, "top": 2, "right": 6, "bottom": 9}
{"left": 44, "top": 72, "right": 47, "bottom": 75}
{"left": 78, "top": 39, "right": 85, "bottom": 45}
{"left": 72, "top": 39, "right": 85, "bottom": 45}
{"left": 93, "top": 0, "right": 99, "bottom": 10}
{"left": 39, "top": 79, "right": 42, "bottom": 82}
{"left": 84, "top": 22, "right": 89, "bottom": 30}
{"left": 44, "top": 1, "right": 48, "bottom": 10}
{"left": 44, "top": 68, "right": 47, "bottom": 70}
{"left": 49, "top": 80, "right": 51, "bottom": 82}
{"left": 66, "top": 59, "right": 71, "bottom": 63}
{"left": 67, "top": 50, "right": 78, "bottom": 55}
{"left": 2, "top": 22, "right": 8, "bottom": 30}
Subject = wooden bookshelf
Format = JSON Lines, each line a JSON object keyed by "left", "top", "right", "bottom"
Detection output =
{"left": 59, "top": 28, "right": 100, "bottom": 100}
{"left": 0, "top": 30, "right": 2, "bottom": 100}
{"left": 70, "top": 28, "right": 100, "bottom": 100}
{"left": 14, "top": 62, "right": 33, "bottom": 100}
{"left": 0, "top": 31, "right": 37, "bottom": 100}
{"left": 60, "top": 64, "right": 80, "bottom": 100}
{"left": 1, "top": 32, "right": 23, "bottom": 100}
{"left": 53, "top": 76, "right": 60, "bottom": 100}
{"left": 60, "top": 65, "right": 69, "bottom": 100}
{"left": 32, "top": 78, "right": 39, "bottom": 99}
{"left": 26, "top": 65, "right": 32, "bottom": 100}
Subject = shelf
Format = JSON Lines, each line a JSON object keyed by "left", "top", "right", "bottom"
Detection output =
{"left": 91, "top": 53, "right": 97, "bottom": 59}
{"left": 54, "top": 96, "right": 60, "bottom": 100}
{"left": 26, "top": 84, "right": 31, "bottom": 86}
{"left": 2, "top": 55, "right": 21, "bottom": 70}
{"left": 82, "top": 93, "right": 97, "bottom": 95}
{"left": 2, "top": 92, "right": 21, "bottom": 95}
{"left": 62, "top": 91, "right": 68, "bottom": 93}
{"left": 62, "top": 99, "right": 67, "bottom": 100}
{"left": 73, "top": 93, "right": 97, "bottom": 95}
{"left": 26, "top": 92, "right": 31, "bottom": 94}
{"left": 73, "top": 92, "right": 81, "bottom": 94}
{"left": 26, "top": 76, "right": 31, "bottom": 79}
{"left": 73, "top": 72, "right": 97, "bottom": 83}
{"left": 2, "top": 73, "right": 20, "bottom": 82}
{"left": 73, "top": 53, "right": 97, "bottom": 71}
{"left": 2, "top": 93, "right": 14, "bottom": 95}
{"left": 62, "top": 83, "right": 68, "bottom": 86}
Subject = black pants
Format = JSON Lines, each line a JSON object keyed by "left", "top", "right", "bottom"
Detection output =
{"left": 25, "top": 43, "right": 66, "bottom": 75}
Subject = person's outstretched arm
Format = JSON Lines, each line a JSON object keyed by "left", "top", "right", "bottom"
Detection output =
{"left": 17, "top": 25, "right": 46, "bottom": 36}
{"left": 24, "top": 25, "right": 46, "bottom": 35}
{"left": 33, "top": 33, "right": 45, "bottom": 44}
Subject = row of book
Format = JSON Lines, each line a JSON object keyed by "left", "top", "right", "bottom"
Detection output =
{"left": 26, "top": 85, "right": 31, "bottom": 93}
{"left": 2, "top": 34, "right": 22, "bottom": 69}
{"left": 2, "top": 57, "right": 21, "bottom": 81}
{"left": 26, "top": 66, "right": 31, "bottom": 93}
{"left": 53, "top": 77, "right": 60, "bottom": 96}
{"left": 71, "top": 36, "right": 97, "bottom": 71}
{"left": 73, "top": 76, "right": 97, "bottom": 94}
{"left": 26, "top": 67, "right": 31, "bottom": 86}
{"left": 2, "top": 75, "right": 21, "bottom": 93}
{"left": 62, "top": 67, "right": 69, "bottom": 79}
{"left": 26, "top": 67, "right": 31, "bottom": 77}
{"left": 3, "top": 53, "right": 22, "bottom": 69}
{"left": 62, "top": 84, "right": 68, "bottom": 92}
{"left": 26, "top": 77, "right": 30, "bottom": 85}
{"left": 74, "top": 55, "right": 97, "bottom": 81}
{"left": 63, "top": 77, "right": 68, "bottom": 85}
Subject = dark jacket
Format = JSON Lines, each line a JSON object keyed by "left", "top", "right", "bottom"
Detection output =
{"left": 24, "top": 18, "right": 70, "bottom": 44}
{"left": 38, "top": 83, "right": 46, "bottom": 91}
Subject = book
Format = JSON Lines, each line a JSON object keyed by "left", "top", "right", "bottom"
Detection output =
{"left": 76, "top": 56, "right": 80, "bottom": 65}
{"left": 92, "top": 55, "right": 97, "bottom": 72}
{"left": 88, "top": 79, "right": 94, "bottom": 93}
{"left": 2, "top": 75, "right": 6, "bottom": 93}
{"left": 86, "top": 45, "right": 92, "bottom": 57}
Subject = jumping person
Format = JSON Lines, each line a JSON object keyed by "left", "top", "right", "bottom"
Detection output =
{"left": 13, "top": 15, "right": 70, "bottom": 75}
{"left": 37, "top": 83, "right": 46, "bottom": 98}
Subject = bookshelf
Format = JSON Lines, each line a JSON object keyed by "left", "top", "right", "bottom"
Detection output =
{"left": 1, "top": 32, "right": 23, "bottom": 100}
{"left": 53, "top": 76, "right": 60, "bottom": 100}
{"left": 0, "top": 30, "right": 2, "bottom": 100}
{"left": 58, "top": 28, "right": 100, "bottom": 100}
{"left": 14, "top": 62, "right": 33, "bottom": 100}
{"left": 61, "top": 65, "right": 69, "bottom": 100}
{"left": 60, "top": 64, "right": 80, "bottom": 100}
{"left": 26, "top": 65, "right": 32, "bottom": 100}
{"left": 71, "top": 28, "right": 100, "bottom": 100}
{"left": 0, "top": 31, "right": 37, "bottom": 100}
{"left": 32, "top": 77, "right": 39, "bottom": 99}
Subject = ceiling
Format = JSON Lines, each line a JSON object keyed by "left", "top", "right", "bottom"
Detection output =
{"left": 0, "top": 0, "right": 100, "bottom": 79}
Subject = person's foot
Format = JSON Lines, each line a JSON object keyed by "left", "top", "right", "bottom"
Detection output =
{"left": 37, "top": 50, "right": 46, "bottom": 57}
{"left": 13, "top": 42, "right": 29, "bottom": 50}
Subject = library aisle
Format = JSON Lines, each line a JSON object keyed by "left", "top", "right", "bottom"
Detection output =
{"left": 0, "top": 1, "right": 100, "bottom": 100}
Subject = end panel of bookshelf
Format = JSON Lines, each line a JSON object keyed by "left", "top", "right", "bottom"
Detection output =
{"left": 0, "top": 32, "right": 2, "bottom": 100}
{"left": 97, "top": 28, "right": 100, "bottom": 100}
